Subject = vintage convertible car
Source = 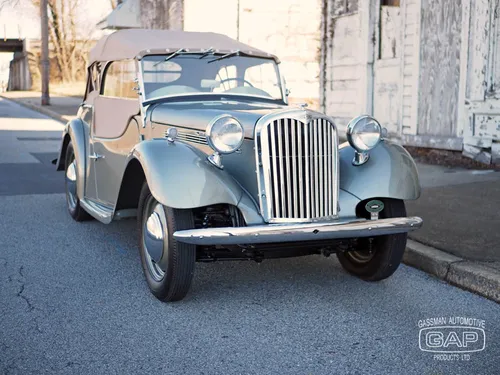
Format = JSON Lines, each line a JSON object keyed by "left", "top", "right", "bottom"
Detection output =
{"left": 56, "top": 29, "right": 423, "bottom": 302}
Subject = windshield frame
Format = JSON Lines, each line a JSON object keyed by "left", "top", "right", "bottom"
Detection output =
{"left": 137, "top": 53, "right": 288, "bottom": 107}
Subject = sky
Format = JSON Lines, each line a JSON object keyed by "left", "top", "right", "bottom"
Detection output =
{"left": 0, "top": 0, "right": 113, "bottom": 81}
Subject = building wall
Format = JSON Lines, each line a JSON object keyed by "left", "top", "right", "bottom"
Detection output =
{"left": 140, "top": 0, "right": 184, "bottom": 31}
{"left": 321, "top": 0, "right": 363, "bottom": 130}
{"left": 184, "top": 0, "right": 321, "bottom": 107}
{"left": 417, "top": 0, "right": 462, "bottom": 137}
{"left": 400, "top": 0, "right": 420, "bottom": 135}
{"left": 373, "top": 3, "right": 402, "bottom": 136}
{"left": 321, "top": 0, "right": 406, "bottom": 134}
{"left": 459, "top": 0, "right": 500, "bottom": 163}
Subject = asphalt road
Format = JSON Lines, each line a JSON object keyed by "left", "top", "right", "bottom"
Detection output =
{"left": 0, "top": 97, "right": 499, "bottom": 375}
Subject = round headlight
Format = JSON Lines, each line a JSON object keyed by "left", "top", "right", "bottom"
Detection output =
{"left": 346, "top": 115, "right": 382, "bottom": 152}
{"left": 206, "top": 115, "right": 244, "bottom": 154}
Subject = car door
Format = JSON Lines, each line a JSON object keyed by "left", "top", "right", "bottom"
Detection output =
{"left": 81, "top": 65, "right": 101, "bottom": 201}
{"left": 80, "top": 101, "right": 98, "bottom": 201}
{"left": 92, "top": 60, "right": 140, "bottom": 205}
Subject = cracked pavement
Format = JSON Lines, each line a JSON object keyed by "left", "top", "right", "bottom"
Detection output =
{"left": 0, "top": 97, "right": 499, "bottom": 374}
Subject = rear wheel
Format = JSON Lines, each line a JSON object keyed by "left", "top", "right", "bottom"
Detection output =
{"left": 64, "top": 142, "right": 92, "bottom": 221}
{"left": 337, "top": 198, "right": 407, "bottom": 281}
{"left": 138, "top": 182, "right": 196, "bottom": 302}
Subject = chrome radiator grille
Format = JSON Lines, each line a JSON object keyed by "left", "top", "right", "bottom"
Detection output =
{"left": 256, "top": 116, "right": 339, "bottom": 222}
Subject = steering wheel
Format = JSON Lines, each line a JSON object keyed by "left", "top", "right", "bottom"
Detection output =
{"left": 218, "top": 78, "right": 254, "bottom": 91}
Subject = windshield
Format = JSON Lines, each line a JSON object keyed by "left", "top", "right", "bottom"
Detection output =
{"left": 140, "top": 54, "right": 283, "bottom": 102}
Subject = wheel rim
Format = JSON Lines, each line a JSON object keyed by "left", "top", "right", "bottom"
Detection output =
{"left": 65, "top": 158, "right": 77, "bottom": 211}
{"left": 346, "top": 237, "right": 376, "bottom": 264}
{"left": 142, "top": 200, "right": 167, "bottom": 282}
{"left": 347, "top": 249, "right": 375, "bottom": 264}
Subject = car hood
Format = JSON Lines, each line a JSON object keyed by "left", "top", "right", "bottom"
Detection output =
{"left": 149, "top": 100, "right": 287, "bottom": 139}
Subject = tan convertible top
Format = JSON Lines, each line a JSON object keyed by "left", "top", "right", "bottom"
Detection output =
{"left": 89, "top": 29, "right": 279, "bottom": 65}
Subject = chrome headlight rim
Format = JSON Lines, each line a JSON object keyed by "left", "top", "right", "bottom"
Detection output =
{"left": 346, "top": 115, "right": 382, "bottom": 152}
{"left": 206, "top": 114, "right": 244, "bottom": 154}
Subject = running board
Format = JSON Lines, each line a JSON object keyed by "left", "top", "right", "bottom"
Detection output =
{"left": 80, "top": 198, "right": 114, "bottom": 224}
{"left": 114, "top": 209, "right": 137, "bottom": 220}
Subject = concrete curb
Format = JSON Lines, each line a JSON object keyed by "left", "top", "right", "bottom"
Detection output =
{"left": 404, "top": 239, "right": 500, "bottom": 303}
{"left": 0, "top": 94, "right": 67, "bottom": 124}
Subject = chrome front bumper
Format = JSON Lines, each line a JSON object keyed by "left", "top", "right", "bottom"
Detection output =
{"left": 173, "top": 216, "right": 423, "bottom": 245}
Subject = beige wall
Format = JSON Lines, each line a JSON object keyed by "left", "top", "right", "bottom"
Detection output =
{"left": 184, "top": 0, "right": 321, "bottom": 107}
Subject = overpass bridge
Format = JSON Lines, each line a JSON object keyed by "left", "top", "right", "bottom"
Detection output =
{"left": 0, "top": 38, "right": 24, "bottom": 53}
{"left": 0, "top": 38, "right": 31, "bottom": 90}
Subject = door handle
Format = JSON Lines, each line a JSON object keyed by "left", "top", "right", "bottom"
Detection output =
{"left": 89, "top": 153, "right": 104, "bottom": 160}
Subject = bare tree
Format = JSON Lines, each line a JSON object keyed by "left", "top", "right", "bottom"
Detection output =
{"left": 30, "top": 0, "right": 91, "bottom": 83}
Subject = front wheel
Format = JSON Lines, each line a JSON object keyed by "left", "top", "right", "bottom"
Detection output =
{"left": 337, "top": 198, "right": 407, "bottom": 281}
{"left": 138, "top": 182, "right": 196, "bottom": 302}
{"left": 64, "top": 141, "right": 92, "bottom": 221}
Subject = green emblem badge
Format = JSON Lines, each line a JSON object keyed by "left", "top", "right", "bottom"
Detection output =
{"left": 365, "top": 200, "right": 384, "bottom": 213}
{"left": 365, "top": 200, "right": 384, "bottom": 220}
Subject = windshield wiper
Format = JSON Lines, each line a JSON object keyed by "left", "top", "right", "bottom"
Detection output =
{"left": 153, "top": 48, "right": 216, "bottom": 67}
{"left": 208, "top": 50, "right": 240, "bottom": 64}
{"left": 198, "top": 47, "right": 215, "bottom": 59}
{"left": 153, "top": 48, "right": 184, "bottom": 67}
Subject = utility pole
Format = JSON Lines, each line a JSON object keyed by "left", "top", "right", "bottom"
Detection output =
{"left": 40, "top": 0, "right": 50, "bottom": 105}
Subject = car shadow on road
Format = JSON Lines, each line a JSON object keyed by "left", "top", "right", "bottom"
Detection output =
{"left": 98, "top": 216, "right": 391, "bottom": 306}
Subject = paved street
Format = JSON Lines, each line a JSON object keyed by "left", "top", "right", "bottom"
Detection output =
{"left": 0, "top": 97, "right": 499, "bottom": 375}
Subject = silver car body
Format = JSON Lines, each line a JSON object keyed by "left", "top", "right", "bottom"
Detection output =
{"left": 56, "top": 29, "right": 422, "bottom": 243}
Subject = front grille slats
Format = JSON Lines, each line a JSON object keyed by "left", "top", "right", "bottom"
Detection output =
{"left": 258, "top": 115, "right": 338, "bottom": 222}
{"left": 304, "top": 121, "right": 311, "bottom": 218}
{"left": 284, "top": 119, "right": 292, "bottom": 218}
{"left": 269, "top": 124, "right": 280, "bottom": 218}
{"left": 297, "top": 120, "right": 304, "bottom": 218}
{"left": 291, "top": 119, "right": 298, "bottom": 218}
{"left": 277, "top": 121, "right": 286, "bottom": 215}
{"left": 327, "top": 121, "right": 332, "bottom": 215}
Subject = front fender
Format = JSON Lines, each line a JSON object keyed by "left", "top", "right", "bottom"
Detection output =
{"left": 339, "top": 141, "right": 421, "bottom": 201}
{"left": 55, "top": 118, "right": 88, "bottom": 199}
{"left": 129, "top": 139, "right": 257, "bottom": 215}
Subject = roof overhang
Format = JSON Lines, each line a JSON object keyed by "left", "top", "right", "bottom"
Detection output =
{"left": 97, "top": 0, "right": 141, "bottom": 30}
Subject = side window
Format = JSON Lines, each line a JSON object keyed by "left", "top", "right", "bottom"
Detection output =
{"left": 85, "top": 63, "right": 101, "bottom": 100}
{"left": 102, "top": 60, "right": 137, "bottom": 98}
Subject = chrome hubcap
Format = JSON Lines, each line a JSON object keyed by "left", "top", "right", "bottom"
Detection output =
{"left": 65, "top": 160, "right": 77, "bottom": 210}
{"left": 143, "top": 202, "right": 166, "bottom": 282}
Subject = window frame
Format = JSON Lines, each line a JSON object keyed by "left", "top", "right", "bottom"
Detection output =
{"left": 100, "top": 59, "right": 138, "bottom": 99}
{"left": 84, "top": 63, "right": 102, "bottom": 101}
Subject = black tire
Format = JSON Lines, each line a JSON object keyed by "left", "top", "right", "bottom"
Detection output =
{"left": 64, "top": 142, "right": 92, "bottom": 221}
{"left": 337, "top": 198, "right": 407, "bottom": 281}
{"left": 138, "top": 182, "right": 196, "bottom": 302}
